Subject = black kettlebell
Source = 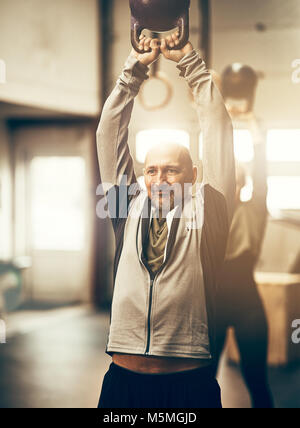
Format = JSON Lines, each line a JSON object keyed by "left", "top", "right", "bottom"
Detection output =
{"left": 221, "top": 64, "right": 258, "bottom": 113}
{"left": 130, "top": 0, "right": 190, "bottom": 53}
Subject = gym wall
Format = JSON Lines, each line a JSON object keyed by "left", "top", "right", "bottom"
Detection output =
{"left": 0, "top": 0, "right": 101, "bottom": 116}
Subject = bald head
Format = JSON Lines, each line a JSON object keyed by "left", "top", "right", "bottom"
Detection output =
{"left": 145, "top": 142, "right": 194, "bottom": 178}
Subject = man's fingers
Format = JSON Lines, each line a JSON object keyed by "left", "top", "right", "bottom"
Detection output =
{"left": 172, "top": 33, "right": 180, "bottom": 45}
{"left": 144, "top": 37, "right": 152, "bottom": 51}
{"left": 160, "top": 38, "right": 168, "bottom": 54}
{"left": 166, "top": 35, "right": 174, "bottom": 48}
{"left": 138, "top": 31, "right": 181, "bottom": 53}
{"left": 150, "top": 38, "right": 160, "bottom": 50}
{"left": 138, "top": 34, "right": 146, "bottom": 50}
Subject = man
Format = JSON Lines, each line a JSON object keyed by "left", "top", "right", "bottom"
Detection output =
{"left": 214, "top": 112, "right": 274, "bottom": 408}
{"left": 96, "top": 33, "right": 235, "bottom": 408}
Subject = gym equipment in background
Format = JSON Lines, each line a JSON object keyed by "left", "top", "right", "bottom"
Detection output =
{"left": 0, "top": 257, "right": 31, "bottom": 314}
{"left": 221, "top": 64, "right": 258, "bottom": 114}
{"left": 130, "top": 0, "right": 190, "bottom": 53}
{"left": 0, "top": 262, "right": 22, "bottom": 314}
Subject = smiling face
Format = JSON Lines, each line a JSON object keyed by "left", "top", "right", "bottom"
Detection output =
{"left": 143, "top": 143, "right": 197, "bottom": 215}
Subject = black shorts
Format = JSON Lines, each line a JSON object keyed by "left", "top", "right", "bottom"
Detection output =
{"left": 98, "top": 362, "right": 222, "bottom": 409}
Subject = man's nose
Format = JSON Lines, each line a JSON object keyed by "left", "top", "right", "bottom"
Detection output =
{"left": 155, "top": 171, "right": 167, "bottom": 185}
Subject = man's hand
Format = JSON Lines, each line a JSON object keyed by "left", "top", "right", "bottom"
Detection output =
{"left": 160, "top": 32, "right": 194, "bottom": 63}
{"left": 131, "top": 35, "right": 161, "bottom": 66}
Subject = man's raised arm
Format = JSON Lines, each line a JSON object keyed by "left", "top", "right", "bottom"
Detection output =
{"left": 160, "top": 36, "right": 235, "bottom": 223}
{"left": 177, "top": 51, "right": 235, "bottom": 223}
{"left": 96, "top": 38, "right": 160, "bottom": 193}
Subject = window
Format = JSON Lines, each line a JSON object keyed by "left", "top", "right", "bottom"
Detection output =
{"left": 199, "top": 129, "right": 254, "bottom": 162}
{"left": 240, "top": 176, "right": 253, "bottom": 202}
{"left": 136, "top": 129, "right": 190, "bottom": 164}
{"left": 233, "top": 130, "right": 254, "bottom": 162}
{"left": 266, "top": 130, "right": 300, "bottom": 216}
{"left": 30, "top": 157, "right": 85, "bottom": 251}
{"left": 267, "top": 130, "right": 300, "bottom": 162}
{"left": 267, "top": 176, "right": 300, "bottom": 213}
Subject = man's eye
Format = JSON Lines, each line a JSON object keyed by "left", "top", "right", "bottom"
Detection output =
{"left": 148, "top": 170, "right": 156, "bottom": 175}
{"left": 168, "top": 169, "right": 178, "bottom": 174}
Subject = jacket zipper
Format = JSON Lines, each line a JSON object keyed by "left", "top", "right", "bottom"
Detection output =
{"left": 145, "top": 278, "right": 154, "bottom": 355}
{"left": 143, "top": 208, "right": 177, "bottom": 355}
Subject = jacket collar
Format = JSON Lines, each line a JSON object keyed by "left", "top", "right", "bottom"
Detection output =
{"left": 140, "top": 197, "right": 182, "bottom": 278}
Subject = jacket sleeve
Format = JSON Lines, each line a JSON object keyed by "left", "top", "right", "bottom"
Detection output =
{"left": 176, "top": 50, "right": 236, "bottom": 224}
{"left": 96, "top": 54, "right": 150, "bottom": 194}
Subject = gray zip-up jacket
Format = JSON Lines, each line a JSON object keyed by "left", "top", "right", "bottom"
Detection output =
{"left": 97, "top": 49, "right": 235, "bottom": 360}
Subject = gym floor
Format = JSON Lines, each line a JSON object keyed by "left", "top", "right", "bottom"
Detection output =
{"left": 0, "top": 306, "right": 299, "bottom": 409}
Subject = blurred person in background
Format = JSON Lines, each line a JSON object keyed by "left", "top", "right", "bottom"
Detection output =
{"left": 213, "top": 109, "right": 274, "bottom": 408}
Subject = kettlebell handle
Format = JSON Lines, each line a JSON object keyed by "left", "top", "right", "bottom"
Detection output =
{"left": 131, "top": 13, "right": 189, "bottom": 54}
